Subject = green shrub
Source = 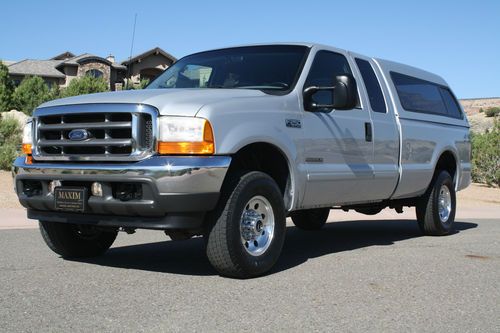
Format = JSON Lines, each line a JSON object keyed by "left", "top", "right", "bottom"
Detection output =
{"left": 0, "top": 117, "right": 22, "bottom": 170}
{"left": 0, "top": 142, "right": 18, "bottom": 170}
{"left": 0, "top": 61, "right": 14, "bottom": 112}
{"left": 124, "top": 78, "right": 150, "bottom": 90}
{"left": 484, "top": 107, "right": 500, "bottom": 118}
{"left": 11, "top": 76, "right": 55, "bottom": 115}
{"left": 471, "top": 119, "right": 500, "bottom": 187}
{"left": 138, "top": 78, "right": 150, "bottom": 89}
{"left": 60, "top": 76, "right": 109, "bottom": 98}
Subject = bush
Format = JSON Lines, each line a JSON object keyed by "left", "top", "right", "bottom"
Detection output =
{"left": 484, "top": 107, "right": 500, "bottom": 118}
{"left": 0, "top": 61, "right": 14, "bottom": 112}
{"left": 60, "top": 76, "right": 109, "bottom": 98}
{"left": 11, "top": 76, "right": 55, "bottom": 115}
{"left": 124, "top": 78, "right": 150, "bottom": 90}
{"left": 471, "top": 119, "right": 500, "bottom": 187}
{"left": 0, "top": 117, "right": 22, "bottom": 170}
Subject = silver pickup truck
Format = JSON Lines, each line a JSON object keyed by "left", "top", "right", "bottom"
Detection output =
{"left": 13, "top": 43, "right": 471, "bottom": 278}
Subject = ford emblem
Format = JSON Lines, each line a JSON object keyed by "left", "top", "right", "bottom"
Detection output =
{"left": 68, "top": 129, "right": 90, "bottom": 141}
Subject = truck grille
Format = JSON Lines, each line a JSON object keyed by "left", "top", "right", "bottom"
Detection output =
{"left": 32, "top": 104, "right": 157, "bottom": 161}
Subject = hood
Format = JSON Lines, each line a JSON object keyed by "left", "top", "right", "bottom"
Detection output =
{"left": 38, "top": 88, "right": 268, "bottom": 116}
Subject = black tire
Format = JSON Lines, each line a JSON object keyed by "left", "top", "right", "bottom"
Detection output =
{"left": 290, "top": 208, "right": 330, "bottom": 230}
{"left": 354, "top": 207, "right": 382, "bottom": 215}
{"left": 39, "top": 221, "right": 118, "bottom": 258}
{"left": 205, "top": 171, "right": 286, "bottom": 278}
{"left": 416, "top": 170, "right": 456, "bottom": 236}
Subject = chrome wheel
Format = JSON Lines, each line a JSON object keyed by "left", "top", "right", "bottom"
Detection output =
{"left": 438, "top": 185, "right": 452, "bottom": 223}
{"left": 240, "top": 195, "right": 275, "bottom": 256}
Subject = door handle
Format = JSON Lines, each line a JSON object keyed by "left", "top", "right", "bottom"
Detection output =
{"left": 365, "top": 122, "right": 372, "bottom": 142}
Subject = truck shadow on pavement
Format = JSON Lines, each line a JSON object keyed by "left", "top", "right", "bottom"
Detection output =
{"left": 71, "top": 219, "right": 477, "bottom": 276}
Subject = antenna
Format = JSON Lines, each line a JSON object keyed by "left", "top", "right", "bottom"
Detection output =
{"left": 126, "top": 13, "right": 138, "bottom": 89}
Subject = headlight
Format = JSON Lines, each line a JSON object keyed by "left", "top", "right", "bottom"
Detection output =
{"left": 22, "top": 120, "right": 33, "bottom": 155}
{"left": 157, "top": 116, "right": 214, "bottom": 155}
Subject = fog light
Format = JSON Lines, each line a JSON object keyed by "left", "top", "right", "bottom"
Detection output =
{"left": 91, "top": 182, "right": 103, "bottom": 197}
{"left": 48, "top": 180, "right": 62, "bottom": 194}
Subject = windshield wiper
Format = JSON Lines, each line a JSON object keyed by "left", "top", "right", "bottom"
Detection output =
{"left": 236, "top": 85, "right": 288, "bottom": 90}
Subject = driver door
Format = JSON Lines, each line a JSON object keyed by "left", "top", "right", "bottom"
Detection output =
{"left": 300, "top": 50, "right": 374, "bottom": 207}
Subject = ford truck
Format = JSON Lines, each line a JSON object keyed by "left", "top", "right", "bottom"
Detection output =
{"left": 13, "top": 43, "right": 471, "bottom": 278}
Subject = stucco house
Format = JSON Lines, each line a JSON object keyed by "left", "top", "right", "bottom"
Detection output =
{"left": 4, "top": 47, "right": 176, "bottom": 90}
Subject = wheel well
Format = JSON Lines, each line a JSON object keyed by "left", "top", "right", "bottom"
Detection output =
{"left": 435, "top": 151, "right": 457, "bottom": 182}
{"left": 228, "top": 143, "right": 291, "bottom": 206}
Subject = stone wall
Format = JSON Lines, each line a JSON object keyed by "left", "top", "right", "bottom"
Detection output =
{"left": 77, "top": 61, "right": 111, "bottom": 87}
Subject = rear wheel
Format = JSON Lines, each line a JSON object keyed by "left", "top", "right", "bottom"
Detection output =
{"left": 290, "top": 208, "right": 330, "bottom": 230}
{"left": 39, "top": 221, "right": 117, "bottom": 258}
{"left": 416, "top": 170, "right": 456, "bottom": 236}
{"left": 205, "top": 171, "right": 286, "bottom": 278}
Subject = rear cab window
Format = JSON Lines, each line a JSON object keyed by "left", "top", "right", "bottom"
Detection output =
{"left": 355, "top": 58, "right": 387, "bottom": 113}
{"left": 391, "top": 72, "right": 463, "bottom": 119}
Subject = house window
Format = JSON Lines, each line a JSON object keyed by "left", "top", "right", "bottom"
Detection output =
{"left": 86, "top": 69, "right": 103, "bottom": 78}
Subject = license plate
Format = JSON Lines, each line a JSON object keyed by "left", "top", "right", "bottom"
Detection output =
{"left": 54, "top": 187, "right": 87, "bottom": 212}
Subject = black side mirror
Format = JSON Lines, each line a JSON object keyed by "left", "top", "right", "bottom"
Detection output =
{"left": 303, "top": 74, "right": 357, "bottom": 111}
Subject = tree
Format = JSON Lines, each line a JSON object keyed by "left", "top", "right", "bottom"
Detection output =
{"left": 0, "top": 117, "right": 21, "bottom": 170}
{"left": 60, "top": 76, "right": 109, "bottom": 98}
{"left": 11, "top": 76, "right": 54, "bottom": 115}
{"left": 0, "top": 61, "right": 14, "bottom": 112}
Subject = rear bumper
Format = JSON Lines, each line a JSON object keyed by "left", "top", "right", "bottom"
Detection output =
{"left": 13, "top": 155, "right": 231, "bottom": 229}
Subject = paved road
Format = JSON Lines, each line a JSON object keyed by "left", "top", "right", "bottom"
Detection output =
{"left": 0, "top": 216, "right": 499, "bottom": 332}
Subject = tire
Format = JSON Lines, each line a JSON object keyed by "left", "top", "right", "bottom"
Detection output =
{"left": 39, "top": 221, "right": 118, "bottom": 258}
{"left": 416, "top": 170, "right": 456, "bottom": 236}
{"left": 354, "top": 207, "right": 382, "bottom": 215}
{"left": 290, "top": 208, "right": 330, "bottom": 230}
{"left": 205, "top": 171, "right": 286, "bottom": 278}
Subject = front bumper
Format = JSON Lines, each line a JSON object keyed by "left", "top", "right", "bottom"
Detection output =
{"left": 13, "top": 155, "right": 231, "bottom": 229}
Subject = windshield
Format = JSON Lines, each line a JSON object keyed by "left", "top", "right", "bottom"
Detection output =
{"left": 147, "top": 45, "right": 308, "bottom": 93}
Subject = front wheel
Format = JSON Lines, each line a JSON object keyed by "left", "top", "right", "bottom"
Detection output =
{"left": 205, "top": 171, "right": 286, "bottom": 278}
{"left": 416, "top": 170, "right": 456, "bottom": 236}
{"left": 39, "top": 221, "right": 118, "bottom": 258}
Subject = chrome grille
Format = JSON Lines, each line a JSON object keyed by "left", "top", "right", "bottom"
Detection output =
{"left": 32, "top": 104, "right": 157, "bottom": 161}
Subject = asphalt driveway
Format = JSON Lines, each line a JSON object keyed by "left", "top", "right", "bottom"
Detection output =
{"left": 0, "top": 215, "right": 498, "bottom": 332}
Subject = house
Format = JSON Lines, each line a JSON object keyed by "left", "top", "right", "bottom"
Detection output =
{"left": 4, "top": 47, "right": 176, "bottom": 90}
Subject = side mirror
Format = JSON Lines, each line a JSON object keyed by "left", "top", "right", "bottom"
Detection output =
{"left": 303, "top": 74, "right": 357, "bottom": 111}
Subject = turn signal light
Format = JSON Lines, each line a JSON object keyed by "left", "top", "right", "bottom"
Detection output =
{"left": 22, "top": 143, "right": 32, "bottom": 155}
{"left": 157, "top": 120, "right": 214, "bottom": 155}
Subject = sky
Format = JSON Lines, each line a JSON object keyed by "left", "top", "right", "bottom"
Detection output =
{"left": 0, "top": 0, "right": 499, "bottom": 98}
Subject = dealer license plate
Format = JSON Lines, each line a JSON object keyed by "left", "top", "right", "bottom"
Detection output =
{"left": 54, "top": 187, "right": 87, "bottom": 212}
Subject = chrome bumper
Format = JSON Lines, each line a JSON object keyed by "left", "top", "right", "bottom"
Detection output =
{"left": 12, "top": 155, "right": 231, "bottom": 220}
{"left": 13, "top": 155, "right": 231, "bottom": 195}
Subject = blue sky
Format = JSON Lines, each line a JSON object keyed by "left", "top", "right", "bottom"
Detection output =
{"left": 1, "top": 0, "right": 498, "bottom": 98}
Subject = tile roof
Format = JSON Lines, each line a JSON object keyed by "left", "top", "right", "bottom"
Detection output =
{"left": 50, "top": 51, "right": 76, "bottom": 60}
{"left": 58, "top": 53, "right": 126, "bottom": 70}
{"left": 7, "top": 60, "right": 66, "bottom": 78}
{"left": 121, "top": 47, "right": 176, "bottom": 65}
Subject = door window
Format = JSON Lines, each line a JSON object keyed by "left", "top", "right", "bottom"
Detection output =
{"left": 304, "top": 51, "right": 354, "bottom": 109}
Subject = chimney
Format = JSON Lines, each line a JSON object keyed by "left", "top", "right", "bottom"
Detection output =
{"left": 106, "top": 54, "right": 115, "bottom": 63}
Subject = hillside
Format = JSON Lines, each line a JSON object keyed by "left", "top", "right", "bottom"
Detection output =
{"left": 459, "top": 98, "right": 500, "bottom": 133}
